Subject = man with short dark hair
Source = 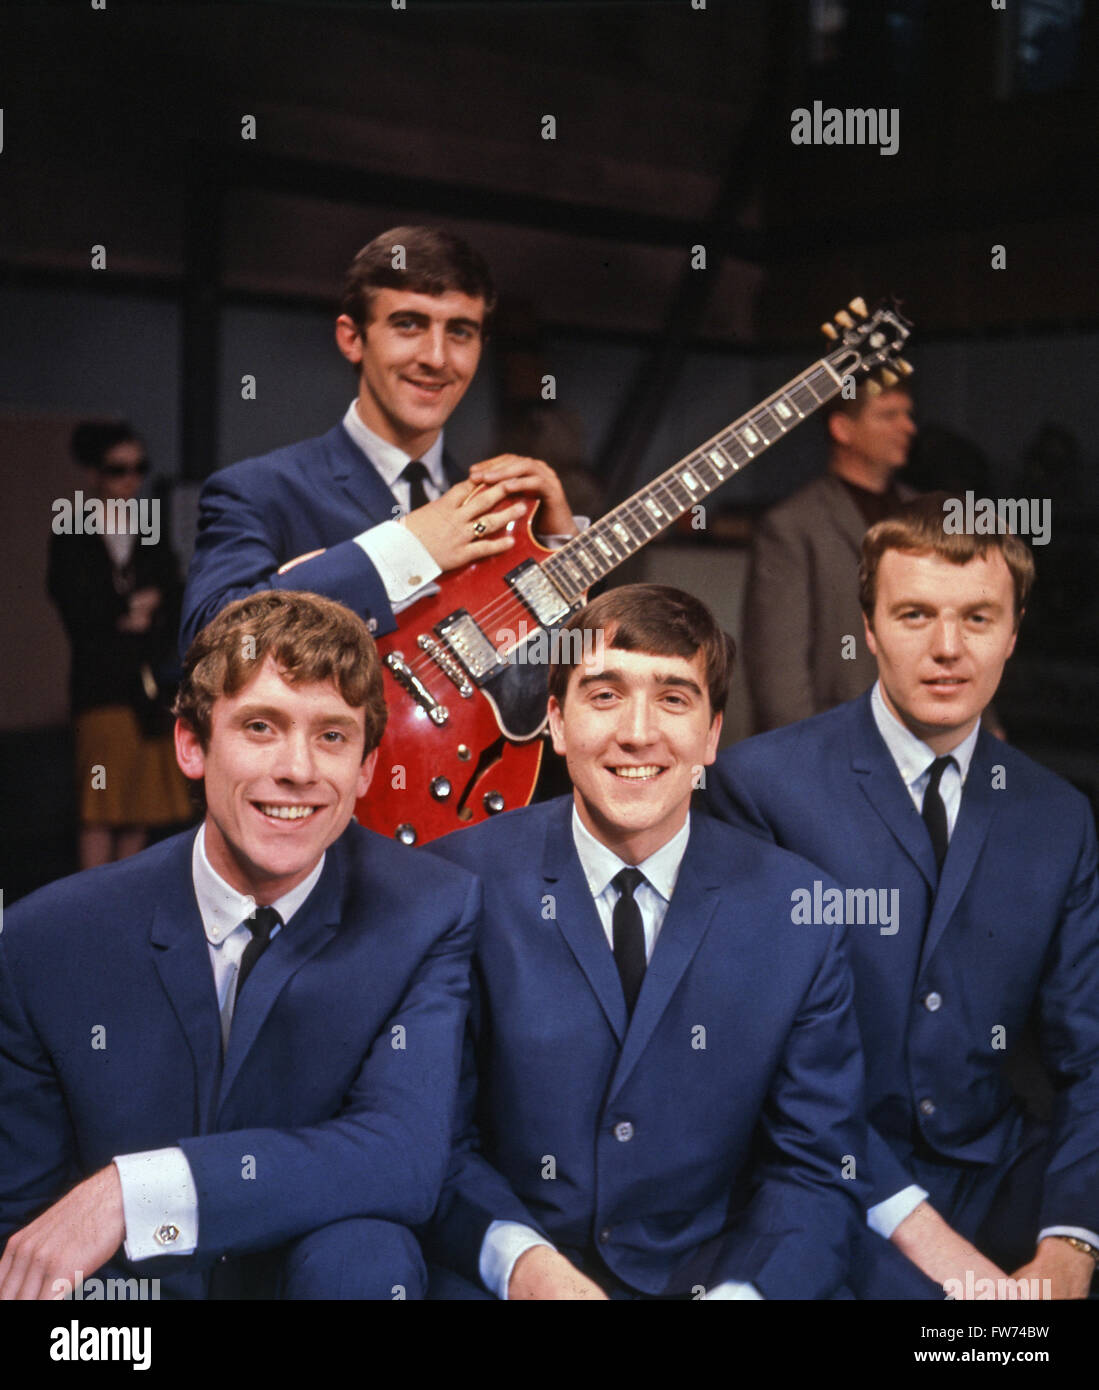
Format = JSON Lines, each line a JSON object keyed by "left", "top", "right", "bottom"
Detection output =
{"left": 181, "top": 225, "right": 579, "bottom": 653}
{"left": 0, "top": 590, "right": 476, "bottom": 1300}
{"left": 704, "top": 497, "right": 1099, "bottom": 1298}
{"left": 742, "top": 383, "right": 916, "bottom": 733}
{"left": 426, "top": 583, "right": 875, "bottom": 1300}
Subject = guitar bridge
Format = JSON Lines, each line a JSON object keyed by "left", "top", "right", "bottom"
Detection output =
{"left": 418, "top": 633, "right": 474, "bottom": 698}
{"left": 384, "top": 652, "right": 449, "bottom": 725}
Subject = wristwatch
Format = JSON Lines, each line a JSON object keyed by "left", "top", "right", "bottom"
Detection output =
{"left": 1050, "top": 1235, "right": 1099, "bottom": 1264}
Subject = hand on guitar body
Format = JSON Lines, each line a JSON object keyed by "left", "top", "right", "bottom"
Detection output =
{"left": 402, "top": 454, "right": 579, "bottom": 573}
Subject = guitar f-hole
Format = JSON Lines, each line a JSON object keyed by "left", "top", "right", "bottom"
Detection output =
{"left": 455, "top": 735, "right": 507, "bottom": 820}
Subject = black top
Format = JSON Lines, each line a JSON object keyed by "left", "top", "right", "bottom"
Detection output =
{"left": 47, "top": 528, "right": 183, "bottom": 716}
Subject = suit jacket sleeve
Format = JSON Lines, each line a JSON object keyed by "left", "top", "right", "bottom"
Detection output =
{"left": 179, "top": 467, "right": 397, "bottom": 656}
{"left": 1035, "top": 808, "right": 1099, "bottom": 1235}
{"left": 425, "top": 964, "right": 553, "bottom": 1290}
{"left": 707, "top": 918, "right": 869, "bottom": 1299}
{"left": 176, "top": 875, "right": 477, "bottom": 1257}
{"left": 0, "top": 934, "right": 81, "bottom": 1244}
{"left": 743, "top": 508, "right": 816, "bottom": 732}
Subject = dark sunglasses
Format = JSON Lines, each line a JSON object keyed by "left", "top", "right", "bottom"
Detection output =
{"left": 100, "top": 460, "right": 150, "bottom": 478}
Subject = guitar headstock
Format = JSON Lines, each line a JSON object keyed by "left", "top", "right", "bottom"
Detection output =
{"left": 821, "top": 297, "right": 913, "bottom": 395}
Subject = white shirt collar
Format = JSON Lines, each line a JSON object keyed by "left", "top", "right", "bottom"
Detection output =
{"left": 570, "top": 803, "right": 689, "bottom": 904}
{"left": 341, "top": 399, "right": 446, "bottom": 493}
{"left": 870, "top": 680, "right": 980, "bottom": 790}
{"left": 192, "top": 822, "right": 326, "bottom": 945}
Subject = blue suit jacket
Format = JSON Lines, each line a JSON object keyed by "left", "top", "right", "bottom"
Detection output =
{"left": 179, "top": 424, "right": 466, "bottom": 656}
{"left": 427, "top": 798, "right": 869, "bottom": 1300}
{"left": 702, "top": 691, "right": 1099, "bottom": 1234}
{"left": 0, "top": 822, "right": 477, "bottom": 1298}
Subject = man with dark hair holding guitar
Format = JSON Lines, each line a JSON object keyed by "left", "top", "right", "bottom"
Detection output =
{"left": 181, "top": 225, "right": 580, "bottom": 660}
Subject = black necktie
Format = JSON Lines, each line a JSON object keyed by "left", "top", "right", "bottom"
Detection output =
{"left": 235, "top": 906, "right": 281, "bottom": 1002}
{"left": 921, "top": 756, "right": 956, "bottom": 875}
{"left": 612, "top": 868, "right": 647, "bottom": 1017}
{"left": 400, "top": 459, "right": 431, "bottom": 513}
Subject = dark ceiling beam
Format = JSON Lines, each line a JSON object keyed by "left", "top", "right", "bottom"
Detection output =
{"left": 195, "top": 145, "right": 766, "bottom": 261}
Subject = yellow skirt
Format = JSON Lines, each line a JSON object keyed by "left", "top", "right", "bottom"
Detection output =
{"left": 74, "top": 705, "right": 194, "bottom": 827}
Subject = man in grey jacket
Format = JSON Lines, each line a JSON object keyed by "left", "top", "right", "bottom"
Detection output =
{"left": 743, "top": 384, "right": 916, "bottom": 733}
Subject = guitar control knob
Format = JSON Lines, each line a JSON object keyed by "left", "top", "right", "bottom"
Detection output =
{"left": 483, "top": 792, "right": 506, "bottom": 815}
{"left": 395, "top": 823, "right": 417, "bottom": 846}
{"left": 430, "top": 777, "right": 452, "bottom": 801}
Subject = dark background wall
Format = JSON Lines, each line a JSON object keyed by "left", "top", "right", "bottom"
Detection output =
{"left": 2, "top": 0, "right": 1097, "bottom": 894}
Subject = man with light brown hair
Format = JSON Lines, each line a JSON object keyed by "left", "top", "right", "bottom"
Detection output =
{"left": 705, "top": 495, "right": 1099, "bottom": 1298}
{"left": 0, "top": 590, "right": 477, "bottom": 1300}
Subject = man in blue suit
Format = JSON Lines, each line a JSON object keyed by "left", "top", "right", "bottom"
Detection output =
{"left": 704, "top": 496, "right": 1099, "bottom": 1299}
{"left": 180, "top": 225, "right": 578, "bottom": 655}
{"left": 427, "top": 584, "right": 873, "bottom": 1300}
{"left": 0, "top": 590, "right": 476, "bottom": 1299}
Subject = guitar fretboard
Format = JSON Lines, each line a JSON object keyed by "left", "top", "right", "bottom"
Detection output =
{"left": 542, "top": 357, "right": 843, "bottom": 604}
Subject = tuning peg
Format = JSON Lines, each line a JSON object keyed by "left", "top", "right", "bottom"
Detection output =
{"left": 880, "top": 368, "right": 899, "bottom": 387}
{"left": 821, "top": 322, "right": 839, "bottom": 340}
{"left": 863, "top": 378, "right": 883, "bottom": 397}
{"left": 848, "top": 297, "right": 868, "bottom": 317}
{"left": 834, "top": 310, "right": 854, "bottom": 329}
{"left": 894, "top": 357, "right": 914, "bottom": 376}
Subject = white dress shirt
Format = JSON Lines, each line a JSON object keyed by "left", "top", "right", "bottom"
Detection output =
{"left": 112, "top": 824, "right": 324, "bottom": 1261}
{"left": 866, "top": 682, "right": 1099, "bottom": 1252}
{"left": 342, "top": 401, "right": 445, "bottom": 608}
{"left": 480, "top": 810, "right": 761, "bottom": 1300}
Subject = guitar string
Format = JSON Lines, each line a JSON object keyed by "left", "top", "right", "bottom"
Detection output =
{"left": 397, "top": 377, "right": 832, "bottom": 691}
{"left": 399, "top": 369, "right": 835, "bottom": 686}
{"left": 396, "top": 343, "right": 897, "bottom": 690}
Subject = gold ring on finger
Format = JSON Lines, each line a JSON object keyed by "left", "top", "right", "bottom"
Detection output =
{"left": 472, "top": 520, "right": 487, "bottom": 538}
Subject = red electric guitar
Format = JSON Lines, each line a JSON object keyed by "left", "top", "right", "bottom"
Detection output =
{"left": 356, "top": 297, "right": 913, "bottom": 845}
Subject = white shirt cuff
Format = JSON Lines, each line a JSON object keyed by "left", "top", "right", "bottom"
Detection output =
{"left": 354, "top": 520, "right": 442, "bottom": 605}
{"left": 868, "top": 1183, "right": 930, "bottom": 1239}
{"left": 113, "top": 1148, "right": 199, "bottom": 1261}
{"left": 536, "top": 516, "right": 590, "bottom": 550}
{"left": 1038, "top": 1225, "right": 1099, "bottom": 1250}
{"left": 480, "top": 1220, "right": 556, "bottom": 1300}
{"left": 703, "top": 1280, "right": 764, "bottom": 1300}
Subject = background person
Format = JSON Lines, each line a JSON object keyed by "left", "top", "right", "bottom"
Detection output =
{"left": 48, "top": 420, "right": 191, "bottom": 868}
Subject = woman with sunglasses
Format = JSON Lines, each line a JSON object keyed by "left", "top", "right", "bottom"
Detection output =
{"left": 47, "top": 420, "right": 192, "bottom": 868}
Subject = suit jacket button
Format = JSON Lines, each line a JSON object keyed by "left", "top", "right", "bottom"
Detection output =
{"left": 918, "top": 1097, "right": 936, "bottom": 1117}
{"left": 154, "top": 1223, "right": 180, "bottom": 1246}
{"left": 598, "top": 1227, "right": 612, "bottom": 1244}
{"left": 367, "top": 618, "right": 378, "bottom": 633}
{"left": 923, "top": 991, "right": 943, "bottom": 1012}
{"left": 613, "top": 1121, "right": 634, "bottom": 1143}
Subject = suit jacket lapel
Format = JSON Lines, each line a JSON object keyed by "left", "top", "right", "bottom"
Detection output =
{"left": 920, "top": 729, "right": 999, "bottom": 967}
{"left": 324, "top": 424, "right": 404, "bottom": 523}
{"left": 850, "top": 694, "right": 938, "bottom": 890}
{"left": 609, "top": 825, "right": 720, "bottom": 1103}
{"left": 150, "top": 834, "right": 223, "bottom": 1131}
{"left": 542, "top": 800, "right": 629, "bottom": 1045}
{"left": 217, "top": 845, "right": 345, "bottom": 1114}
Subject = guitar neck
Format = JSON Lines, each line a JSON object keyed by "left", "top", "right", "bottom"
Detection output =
{"left": 541, "top": 355, "right": 845, "bottom": 604}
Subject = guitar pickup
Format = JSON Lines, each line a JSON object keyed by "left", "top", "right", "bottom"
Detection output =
{"left": 436, "top": 610, "right": 507, "bottom": 683}
{"left": 506, "top": 560, "right": 573, "bottom": 627}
